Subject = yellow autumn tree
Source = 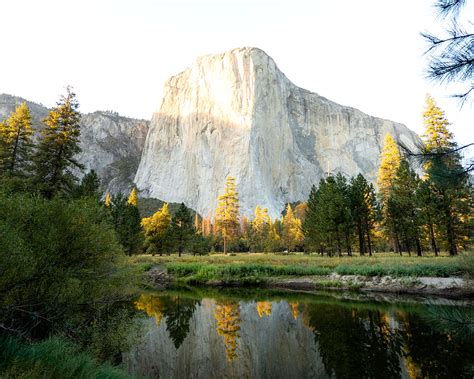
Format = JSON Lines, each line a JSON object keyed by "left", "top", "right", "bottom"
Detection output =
{"left": 127, "top": 187, "right": 138, "bottom": 206}
{"left": 377, "top": 133, "right": 402, "bottom": 252}
{"left": 0, "top": 102, "right": 34, "bottom": 176}
{"left": 377, "top": 134, "right": 401, "bottom": 200}
{"left": 142, "top": 203, "right": 172, "bottom": 255}
{"left": 294, "top": 202, "right": 307, "bottom": 221}
{"left": 282, "top": 204, "right": 304, "bottom": 251}
{"left": 104, "top": 192, "right": 112, "bottom": 207}
{"left": 265, "top": 218, "right": 282, "bottom": 252}
{"left": 214, "top": 176, "right": 240, "bottom": 254}
{"left": 251, "top": 205, "right": 270, "bottom": 251}
{"left": 422, "top": 94, "right": 454, "bottom": 152}
{"left": 214, "top": 301, "right": 241, "bottom": 361}
{"left": 256, "top": 301, "right": 272, "bottom": 318}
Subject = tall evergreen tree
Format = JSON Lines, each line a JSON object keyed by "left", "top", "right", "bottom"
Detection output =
{"left": 0, "top": 102, "right": 34, "bottom": 178}
{"left": 214, "top": 176, "right": 240, "bottom": 254}
{"left": 73, "top": 170, "right": 101, "bottom": 200}
{"left": 421, "top": 96, "right": 471, "bottom": 255}
{"left": 171, "top": 203, "right": 195, "bottom": 257}
{"left": 389, "top": 160, "right": 423, "bottom": 256}
{"left": 110, "top": 193, "right": 143, "bottom": 255}
{"left": 350, "top": 174, "right": 377, "bottom": 256}
{"left": 33, "top": 87, "right": 83, "bottom": 198}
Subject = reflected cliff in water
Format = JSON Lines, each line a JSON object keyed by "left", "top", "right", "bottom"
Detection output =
{"left": 125, "top": 288, "right": 473, "bottom": 378}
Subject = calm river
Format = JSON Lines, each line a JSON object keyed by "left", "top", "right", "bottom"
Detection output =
{"left": 124, "top": 288, "right": 473, "bottom": 378}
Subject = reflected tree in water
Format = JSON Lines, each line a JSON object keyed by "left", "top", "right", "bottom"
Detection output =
{"left": 134, "top": 294, "right": 199, "bottom": 349}
{"left": 214, "top": 301, "right": 241, "bottom": 361}
{"left": 256, "top": 301, "right": 272, "bottom": 318}
{"left": 288, "top": 302, "right": 299, "bottom": 320}
{"left": 135, "top": 294, "right": 165, "bottom": 326}
{"left": 162, "top": 296, "right": 199, "bottom": 349}
{"left": 399, "top": 311, "right": 474, "bottom": 378}
{"left": 302, "top": 303, "right": 402, "bottom": 378}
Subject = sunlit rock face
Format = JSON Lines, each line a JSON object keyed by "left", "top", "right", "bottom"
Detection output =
{"left": 0, "top": 94, "right": 149, "bottom": 193}
{"left": 125, "top": 299, "right": 329, "bottom": 379}
{"left": 135, "top": 47, "right": 419, "bottom": 218}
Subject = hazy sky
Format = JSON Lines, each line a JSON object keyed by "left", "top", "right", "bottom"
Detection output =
{"left": 0, "top": 0, "right": 472, "bottom": 147}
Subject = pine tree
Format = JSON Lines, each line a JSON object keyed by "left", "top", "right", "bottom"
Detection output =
{"left": 377, "top": 133, "right": 402, "bottom": 253}
{"left": 0, "top": 102, "right": 34, "bottom": 178}
{"left": 171, "top": 203, "right": 195, "bottom": 257}
{"left": 417, "top": 180, "right": 440, "bottom": 255}
{"left": 421, "top": 96, "right": 471, "bottom": 255}
{"left": 214, "top": 176, "right": 240, "bottom": 254}
{"left": 74, "top": 170, "right": 101, "bottom": 199}
{"left": 350, "top": 174, "right": 377, "bottom": 256}
{"left": 33, "top": 87, "right": 83, "bottom": 198}
{"left": 389, "top": 160, "right": 423, "bottom": 256}
{"left": 127, "top": 186, "right": 138, "bottom": 206}
{"left": 110, "top": 193, "right": 143, "bottom": 255}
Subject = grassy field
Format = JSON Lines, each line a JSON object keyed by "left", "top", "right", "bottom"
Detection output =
{"left": 129, "top": 252, "right": 473, "bottom": 284}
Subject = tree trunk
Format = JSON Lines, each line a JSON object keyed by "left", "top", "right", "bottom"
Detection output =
{"left": 223, "top": 234, "right": 227, "bottom": 255}
{"left": 428, "top": 220, "right": 439, "bottom": 256}
{"left": 357, "top": 223, "right": 365, "bottom": 256}
{"left": 415, "top": 238, "right": 422, "bottom": 256}
{"left": 364, "top": 218, "right": 373, "bottom": 256}
{"left": 445, "top": 206, "right": 457, "bottom": 256}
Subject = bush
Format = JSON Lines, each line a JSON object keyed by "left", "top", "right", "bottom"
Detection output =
{"left": 0, "top": 193, "right": 138, "bottom": 347}
{"left": 0, "top": 335, "right": 130, "bottom": 379}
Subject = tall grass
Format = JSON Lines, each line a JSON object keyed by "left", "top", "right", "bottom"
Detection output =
{"left": 166, "top": 260, "right": 466, "bottom": 283}
{"left": 0, "top": 336, "right": 131, "bottom": 379}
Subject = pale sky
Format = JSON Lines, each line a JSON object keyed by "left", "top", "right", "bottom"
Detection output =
{"left": 0, "top": 0, "right": 472, "bottom": 151}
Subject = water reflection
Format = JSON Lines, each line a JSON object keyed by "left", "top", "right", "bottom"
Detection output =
{"left": 214, "top": 301, "right": 241, "bottom": 361}
{"left": 126, "top": 289, "right": 473, "bottom": 378}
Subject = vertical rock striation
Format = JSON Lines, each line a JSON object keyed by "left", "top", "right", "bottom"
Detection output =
{"left": 135, "top": 47, "right": 420, "bottom": 218}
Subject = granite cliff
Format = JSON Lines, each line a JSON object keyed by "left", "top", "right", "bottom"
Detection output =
{"left": 135, "top": 47, "right": 419, "bottom": 218}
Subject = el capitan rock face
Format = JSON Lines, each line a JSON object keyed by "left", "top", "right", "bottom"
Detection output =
{"left": 135, "top": 47, "right": 419, "bottom": 218}
{"left": 0, "top": 94, "right": 149, "bottom": 193}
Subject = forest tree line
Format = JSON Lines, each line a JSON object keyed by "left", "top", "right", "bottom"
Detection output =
{"left": 0, "top": 91, "right": 472, "bottom": 258}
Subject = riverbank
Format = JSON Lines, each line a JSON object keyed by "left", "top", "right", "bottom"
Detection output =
{"left": 132, "top": 252, "right": 474, "bottom": 299}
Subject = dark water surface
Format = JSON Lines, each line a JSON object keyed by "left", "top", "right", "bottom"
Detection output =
{"left": 124, "top": 287, "right": 473, "bottom": 379}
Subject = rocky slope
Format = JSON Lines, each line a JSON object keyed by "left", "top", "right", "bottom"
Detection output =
{"left": 135, "top": 47, "right": 420, "bottom": 218}
{"left": 0, "top": 94, "right": 149, "bottom": 193}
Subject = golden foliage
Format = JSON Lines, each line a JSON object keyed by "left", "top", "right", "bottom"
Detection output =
{"left": 214, "top": 301, "right": 241, "bottom": 361}
{"left": 135, "top": 294, "right": 165, "bottom": 326}
{"left": 256, "top": 301, "right": 272, "bottom": 318}
{"left": 127, "top": 187, "right": 138, "bottom": 206}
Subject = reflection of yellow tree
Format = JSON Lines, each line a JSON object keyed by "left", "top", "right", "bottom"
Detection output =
{"left": 135, "top": 294, "right": 165, "bottom": 326}
{"left": 288, "top": 302, "right": 299, "bottom": 320}
{"left": 397, "top": 311, "right": 421, "bottom": 379}
{"left": 214, "top": 301, "right": 241, "bottom": 361}
{"left": 256, "top": 301, "right": 272, "bottom": 318}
